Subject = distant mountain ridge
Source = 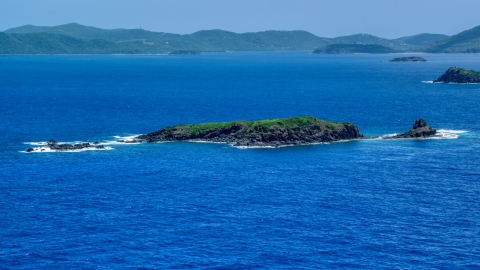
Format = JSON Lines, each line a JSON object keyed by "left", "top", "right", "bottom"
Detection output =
{"left": 0, "top": 23, "right": 460, "bottom": 54}
{"left": 394, "top": 33, "right": 448, "bottom": 46}
{"left": 421, "top": 25, "right": 480, "bottom": 53}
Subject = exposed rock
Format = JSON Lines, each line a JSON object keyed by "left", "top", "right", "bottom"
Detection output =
{"left": 388, "top": 56, "right": 426, "bottom": 62}
{"left": 136, "top": 116, "right": 364, "bottom": 147}
{"left": 434, "top": 67, "right": 480, "bottom": 84}
{"left": 26, "top": 139, "right": 107, "bottom": 152}
{"left": 384, "top": 119, "right": 438, "bottom": 139}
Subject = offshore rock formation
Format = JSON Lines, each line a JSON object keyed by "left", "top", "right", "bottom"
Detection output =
{"left": 388, "top": 56, "right": 426, "bottom": 62}
{"left": 434, "top": 67, "right": 480, "bottom": 83}
{"left": 384, "top": 119, "right": 438, "bottom": 139}
{"left": 136, "top": 116, "right": 363, "bottom": 147}
{"left": 26, "top": 140, "right": 106, "bottom": 152}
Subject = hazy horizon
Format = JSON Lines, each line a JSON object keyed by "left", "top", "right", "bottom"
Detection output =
{"left": 1, "top": 0, "right": 480, "bottom": 39}
{"left": 3, "top": 22, "right": 453, "bottom": 40}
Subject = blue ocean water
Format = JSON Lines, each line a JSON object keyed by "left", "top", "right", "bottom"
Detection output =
{"left": 1, "top": 52, "right": 480, "bottom": 269}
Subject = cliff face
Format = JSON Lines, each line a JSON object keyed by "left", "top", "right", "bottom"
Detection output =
{"left": 136, "top": 116, "right": 363, "bottom": 147}
{"left": 434, "top": 67, "right": 480, "bottom": 83}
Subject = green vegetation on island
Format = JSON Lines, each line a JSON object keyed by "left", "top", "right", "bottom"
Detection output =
{"left": 313, "top": 44, "right": 395, "bottom": 54}
{"left": 136, "top": 116, "right": 363, "bottom": 147}
{"left": 5, "top": 22, "right": 480, "bottom": 54}
{"left": 393, "top": 33, "right": 448, "bottom": 47}
{"left": 434, "top": 67, "right": 480, "bottom": 83}
{"left": 421, "top": 25, "right": 480, "bottom": 53}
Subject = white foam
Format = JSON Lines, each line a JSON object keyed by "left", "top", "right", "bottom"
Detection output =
{"left": 379, "top": 133, "right": 399, "bottom": 139}
{"left": 370, "top": 129, "right": 467, "bottom": 141}
{"left": 23, "top": 141, "right": 48, "bottom": 146}
{"left": 22, "top": 146, "right": 113, "bottom": 153}
{"left": 428, "top": 129, "right": 468, "bottom": 139}
{"left": 421, "top": 80, "right": 445, "bottom": 84}
{"left": 113, "top": 135, "right": 142, "bottom": 140}
{"left": 422, "top": 80, "right": 480, "bottom": 85}
{"left": 102, "top": 134, "right": 144, "bottom": 145}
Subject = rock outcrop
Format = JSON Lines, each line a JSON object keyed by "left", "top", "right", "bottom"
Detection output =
{"left": 26, "top": 140, "right": 107, "bottom": 152}
{"left": 388, "top": 56, "right": 426, "bottom": 62}
{"left": 136, "top": 116, "right": 363, "bottom": 147}
{"left": 434, "top": 67, "right": 480, "bottom": 83}
{"left": 384, "top": 119, "right": 438, "bottom": 139}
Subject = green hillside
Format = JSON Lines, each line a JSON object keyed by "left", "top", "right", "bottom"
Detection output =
{"left": 313, "top": 44, "right": 394, "bottom": 54}
{"left": 1, "top": 23, "right": 464, "bottom": 54}
{"left": 329, "top": 33, "right": 410, "bottom": 51}
{"left": 3, "top": 23, "right": 330, "bottom": 53}
{"left": 421, "top": 25, "right": 480, "bottom": 53}
{"left": 394, "top": 33, "right": 448, "bottom": 47}
{"left": 5, "top": 23, "right": 180, "bottom": 43}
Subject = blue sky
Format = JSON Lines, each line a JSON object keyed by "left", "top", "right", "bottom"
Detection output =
{"left": 1, "top": 0, "right": 479, "bottom": 38}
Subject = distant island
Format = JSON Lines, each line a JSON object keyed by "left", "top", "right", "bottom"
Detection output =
{"left": 388, "top": 56, "right": 426, "bottom": 62}
{"left": 0, "top": 22, "right": 464, "bottom": 54}
{"left": 434, "top": 67, "right": 480, "bottom": 84}
{"left": 5, "top": 23, "right": 480, "bottom": 54}
{"left": 313, "top": 44, "right": 394, "bottom": 54}
{"left": 24, "top": 117, "right": 441, "bottom": 152}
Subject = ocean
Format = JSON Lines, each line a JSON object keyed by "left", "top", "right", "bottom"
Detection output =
{"left": 1, "top": 52, "right": 480, "bottom": 269}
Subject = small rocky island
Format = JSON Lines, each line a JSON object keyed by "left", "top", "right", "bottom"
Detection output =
{"left": 383, "top": 119, "right": 438, "bottom": 139}
{"left": 434, "top": 67, "right": 480, "bottom": 84}
{"left": 136, "top": 116, "right": 363, "bottom": 147}
{"left": 388, "top": 56, "right": 426, "bottom": 62}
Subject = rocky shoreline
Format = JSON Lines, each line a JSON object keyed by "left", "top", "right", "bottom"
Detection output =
{"left": 136, "top": 116, "right": 363, "bottom": 148}
{"left": 381, "top": 119, "right": 438, "bottom": 139}
{"left": 25, "top": 117, "right": 440, "bottom": 152}
{"left": 26, "top": 140, "right": 108, "bottom": 152}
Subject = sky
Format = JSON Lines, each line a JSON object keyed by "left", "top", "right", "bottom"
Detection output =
{"left": 1, "top": 0, "right": 480, "bottom": 38}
